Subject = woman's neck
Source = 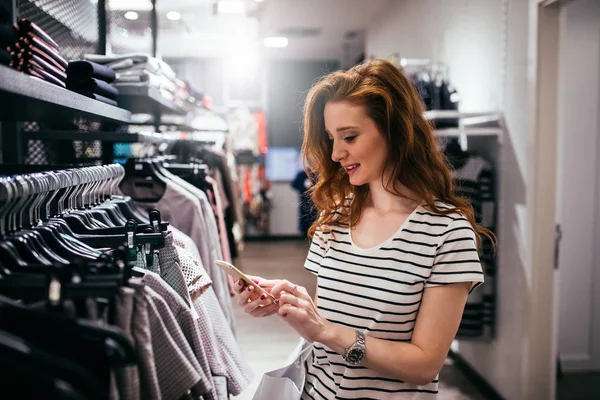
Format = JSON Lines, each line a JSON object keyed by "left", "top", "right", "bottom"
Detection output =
{"left": 367, "top": 177, "right": 420, "bottom": 213}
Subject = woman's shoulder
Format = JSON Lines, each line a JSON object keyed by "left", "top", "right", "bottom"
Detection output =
{"left": 419, "top": 200, "right": 470, "bottom": 225}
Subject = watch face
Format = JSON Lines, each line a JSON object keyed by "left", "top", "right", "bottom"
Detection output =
{"left": 347, "top": 348, "right": 364, "bottom": 364}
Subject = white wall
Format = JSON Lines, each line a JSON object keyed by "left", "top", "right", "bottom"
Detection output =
{"left": 366, "top": 0, "right": 503, "bottom": 112}
{"left": 367, "top": 1, "right": 535, "bottom": 398}
{"left": 556, "top": 0, "right": 600, "bottom": 372}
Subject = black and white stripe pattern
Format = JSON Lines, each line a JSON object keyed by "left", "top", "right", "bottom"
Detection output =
{"left": 303, "top": 201, "right": 483, "bottom": 399}
{"left": 451, "top": 156, "right": 496, "bottom": 338}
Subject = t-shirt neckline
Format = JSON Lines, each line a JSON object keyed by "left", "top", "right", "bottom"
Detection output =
{"left": 348, "top": 203, "right": 423, "bottom": 252}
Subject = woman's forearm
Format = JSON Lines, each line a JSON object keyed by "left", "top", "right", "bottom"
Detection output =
{"left": 318, "top": 322, "right": 440, "bottom": 386}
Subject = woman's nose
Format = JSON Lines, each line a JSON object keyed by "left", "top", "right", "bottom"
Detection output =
{"left": 331, "top": 141, "right": 345, "bottom": 163}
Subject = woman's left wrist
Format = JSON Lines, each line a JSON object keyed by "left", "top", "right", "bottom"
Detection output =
{"left": 317, "top": 321, "right": 356, "bottom": 355}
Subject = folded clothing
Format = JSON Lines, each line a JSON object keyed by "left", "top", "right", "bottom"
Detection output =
{"left": 23, "top": 65, "right": 66, "bottom": 88}
{"left": 18, "top": 51, "right": 67, "bottom": 81}
{"left": 79, "top": 92, "right": 118, "bottom": 107}
{"left": 0, "top": 48, "right": 9, "bottom": 66}
{"left": 12, "top": 35, "right": 68, "bottom": 69}
{"left": 67, "top": 60, "right": 115, "bottom": 83}
{"left": 14, "top": 19, "right": 59, "bottom": 51}
{"left": 66, "top": 77, "right": 118, "bottom": 100}
{"left": 0, "top": 24, "right": 18, "bottom": 47}
{"left": 84, "top": 52, "right": 177, "bottom": 82}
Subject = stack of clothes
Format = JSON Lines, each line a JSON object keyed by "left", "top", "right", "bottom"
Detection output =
{"left": 84, "top": 53, "right": 180, "bottom": 106}
{"left": 66, "top": 60, "right": 119, "bottom": 107}
{"left": 1, "top": 18, "right": 68, "bottom": 88}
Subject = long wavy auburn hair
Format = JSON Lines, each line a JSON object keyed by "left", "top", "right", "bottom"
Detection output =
{"left": 301, "top": 59, "right": 495, "bottom": 249}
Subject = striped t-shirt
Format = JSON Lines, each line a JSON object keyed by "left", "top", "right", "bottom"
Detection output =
{"left": 302, "top": 202, "right": 484, "bottom": 399}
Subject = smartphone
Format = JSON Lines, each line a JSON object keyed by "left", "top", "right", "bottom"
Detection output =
{"left": 215, "top": 260, "right": 278, "bottom": 304}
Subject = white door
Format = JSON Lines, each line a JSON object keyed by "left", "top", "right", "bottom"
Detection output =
{"left": 555, "top": 0, "right": 600, "bottom": 373}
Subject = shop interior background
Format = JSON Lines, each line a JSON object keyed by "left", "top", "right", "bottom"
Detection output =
{"left": 0, "top": 0, "right": 598, "bottom": 399}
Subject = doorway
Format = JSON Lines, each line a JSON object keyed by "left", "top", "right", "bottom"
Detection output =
{"left": 533, "top": 0, "right": 600, "bottom": 399}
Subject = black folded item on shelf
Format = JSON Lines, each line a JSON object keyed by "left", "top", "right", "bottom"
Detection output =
{"left": 18, "top": 51, "right": 67, "bottom": 81}
{"left": 23, "top": 64, "right": 66, "bottom": 88}
{"left": 79, "top": 92, "right": 118, "bottom": 107}
{"left": 66, "top": 77, "right": 118, "bottom": 100}
{"left": 67, "top": 60, "right": 115, "bottom": 84}
{"left": 0, "top": 24, "right": 17, "bottom": 47}
{"left": 14, "top": 18, "right": 59, "bottom": 51}
{"left": 0, "top": 48, "right": 9, "bottom": 66}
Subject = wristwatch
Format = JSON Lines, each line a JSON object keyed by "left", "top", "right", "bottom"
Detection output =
{"left": 343, "top": 330, "right": 366, "bottom": 365}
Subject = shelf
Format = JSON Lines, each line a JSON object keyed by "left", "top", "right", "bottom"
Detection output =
{"left": 436, "top": 127, "right": 503, "bottom": 137}
{"left": 116, "top": 85, "right": 186, "bottom": 116}
{"left": 24, "top": 130, "right": 167, "bottom": 143}
{"left": 0, "top": 66, "right": 132, "bottom": 124}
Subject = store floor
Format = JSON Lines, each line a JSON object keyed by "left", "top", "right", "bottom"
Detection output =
{"left": 231, "top": 239, "right": 487, "bottom": 400}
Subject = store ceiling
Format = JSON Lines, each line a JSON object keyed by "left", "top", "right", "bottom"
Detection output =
{"left": 109, "top": 0, "right": 393, "bottom": 60}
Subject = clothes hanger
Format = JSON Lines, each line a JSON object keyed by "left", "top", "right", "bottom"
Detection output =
{"left": 121, "top": 158, "right": 168, "bottom": 202}
{"left": 27, "top": 173, "right": 99, "bottom": 261}
{"left": 0, "top": 328, "right": 102, "bottom": 400}
{"left": 2, "top": 176, "right": 55, "bottom": 265}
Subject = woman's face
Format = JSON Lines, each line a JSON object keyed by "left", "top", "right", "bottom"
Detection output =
{"left": 324, "top": 101, "right": 388, "bottom": 186}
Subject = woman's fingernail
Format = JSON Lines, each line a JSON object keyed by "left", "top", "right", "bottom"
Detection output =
{"left": 253, "top": 280, "right": 259, "bottom": 284}
{"left": 260, "top": 294, "right": 266, "bottom": 300}
{"left": 248, "top": 286, "right": 252, "bottom": 291}
{"left": 238, "top": 280, "right": 243, "bottom": 286}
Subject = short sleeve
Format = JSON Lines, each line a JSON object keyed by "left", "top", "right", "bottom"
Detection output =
{"left": 304, "top": 230, "right": 328, "bottom": 276}
{"left": 425, "top": 217, "right": 484, "bottom": 293}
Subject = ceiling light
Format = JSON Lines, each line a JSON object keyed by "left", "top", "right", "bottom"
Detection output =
{"left": 124, "top": 11, "right": 139, "bottom": 20}
{"left": 110, "top": 0, "right": 152, "bottom": 11}
{"left": 217, "top": 0, "right": 245, "bottom": 14}
{"left": 263, "top": 36, "right": 288, "bottom": 48}
{"left": 166, "top": 11, "right": 181, "bottom": 20}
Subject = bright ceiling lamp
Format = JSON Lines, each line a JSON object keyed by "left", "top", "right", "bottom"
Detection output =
{"left": 217, "top": 0, "right": 245, "bottom": 14}
{"left": 166, "top": 11, "right": 181, "bottom": 20}
{"left": 110, "top": 0, "right": 152, "bottom": 11}
{"left": 124, "top": 11, "right": 139, "bottom": 20}
{"left": 263, "top": 36, "right": 288, "bottom": 48}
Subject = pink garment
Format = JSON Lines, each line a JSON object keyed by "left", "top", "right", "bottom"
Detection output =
{"left": 206, "top": 176, "right": 232, "bottom": 264}
{"left": 206, "top": 176, "right": 236, "bottom": 295}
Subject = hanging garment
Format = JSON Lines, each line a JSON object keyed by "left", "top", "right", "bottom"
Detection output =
{"left": 450, "top": 154, "right": 496, "bottom": 338}
{"left": 142, "top": 272, "right": 217, "bottom": 400}
{"left": 121, "top": 177, "right": 235, "bottom": 332}
{"left": 114, "top": 287, "right": 141, "bottom": 400}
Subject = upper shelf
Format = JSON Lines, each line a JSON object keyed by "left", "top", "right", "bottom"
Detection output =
{"left": 116, "top": 85, "right": 187, "bottom": 116}
{"left": 0, "top": 66, "right": 131, "bottom": 124}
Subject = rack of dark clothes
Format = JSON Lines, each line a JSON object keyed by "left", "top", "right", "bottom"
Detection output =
{"left": 0, "top": 164, "right": 253, "bottom": 400}
{"left": 403, "top": 61, "right": 459, "bottom": 129}
{"left": 443, "top": 139, "right": 497, "bottom": 339}
{"left": 1, "top": 18, "right": 68, "bottom": 87}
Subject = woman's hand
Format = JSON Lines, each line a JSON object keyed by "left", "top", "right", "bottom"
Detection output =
{"left": 233, "top": 275, "right": 281, "bottom": 318}
{"left": 271, "top": 280, "right": 331, "bottom": 343}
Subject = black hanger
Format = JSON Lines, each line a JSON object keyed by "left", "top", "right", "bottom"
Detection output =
{"left": 121, "top": 158, "right": 168, "bottom": 202}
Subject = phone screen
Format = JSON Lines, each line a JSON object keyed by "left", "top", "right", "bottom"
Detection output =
{"left": 215, "top": 260, "right": 278, "bottom": 304}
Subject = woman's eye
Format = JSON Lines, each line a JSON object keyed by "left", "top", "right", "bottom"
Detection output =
{"left": 344, "top": 136, "right": 356, "bottom": 143}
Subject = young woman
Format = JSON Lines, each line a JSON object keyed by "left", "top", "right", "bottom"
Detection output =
{"left": 234, "top": 59, "right": 492, "bottom": 399}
